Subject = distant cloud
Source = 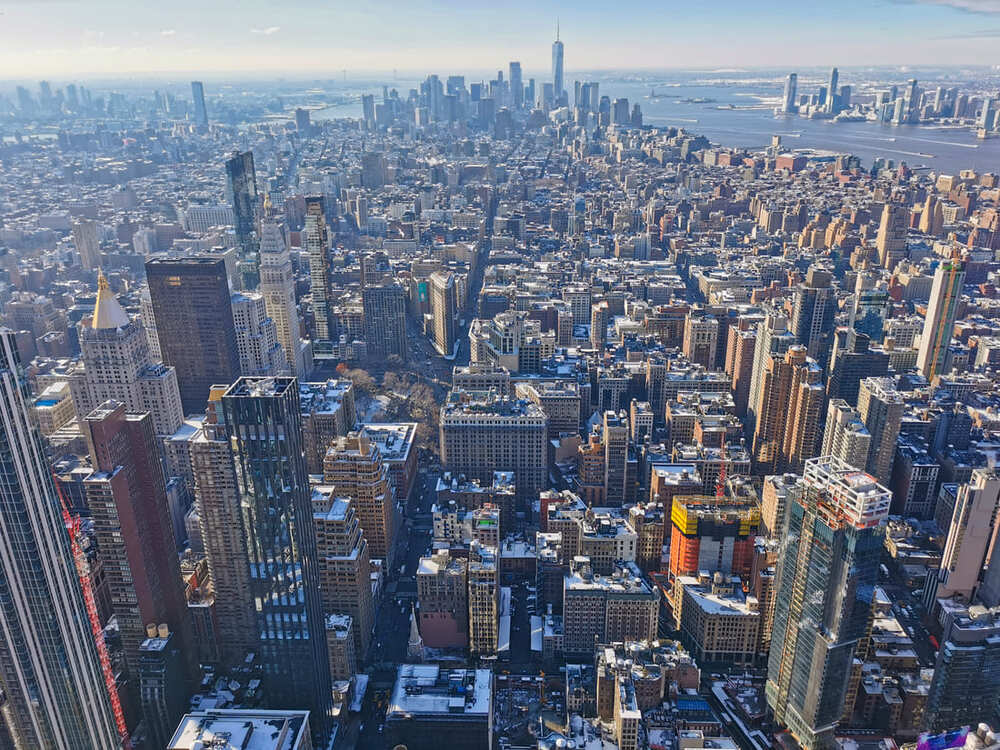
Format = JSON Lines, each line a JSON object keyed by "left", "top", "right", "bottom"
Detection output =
{"left": 931, "top": 25, "right": 1000, "bottom": 36}
{"left": 160, "top": 29, "right": 176, "bottom": 36}
{"left": 250, "top": 26, "right": 281, "bottom": 35}
{"left": 905, "top": 0, "right": 1000, "bottom": 12}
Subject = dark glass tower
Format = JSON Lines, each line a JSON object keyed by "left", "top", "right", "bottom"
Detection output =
{"left": 222, "top": 377, "right": 332, "bottom": 740}
{"left": 766, "top": 456, "right": 890, "bottom": 750}
{"left": 145, "top": 256, "right": 241, "bottom": 414}
{"left": 0, "top": 330, "right": 119, "bottom": 748}
{"left": 225, "top": 150, "right": 260, "bottom": 287}
{"left": 190, "top": 80, "right": 208, "bottom": 127}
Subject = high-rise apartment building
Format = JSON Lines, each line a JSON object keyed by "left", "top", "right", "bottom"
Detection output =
{"left": 826, "top": 330, "right": 889, "bottom": 406}
{"left": 791, "top": 267, "right": 837, "bottom": 369}
{"left": 917, "top": 259, "right": 965, "bottom": 382}
{"left": 603, "top": 410, "right": 629, "bottom": 506}
{"left": 857, "top": 377, "right": 904, "bottom": 485}
{"left": 747, "top": 311, "right": 795, "bottom": 436}
{"left": 766, "top": 456, "right": 890, "bottom": 750}
{"left": 924, "top": 599, "right": 1000, "bottom": 732}
{"left": 190, "top": 81, "right": 208, "bottom": 127}
{"left": 0, "top": 331, "right": 120, "bottom": 749}
{"left": 189, "top": 387, "right": 256, "bottom": 665}
{"left": 70, "top": 272, "right": 184, "bottom": 435}
{"left": 304, "top": 196, "right": 332, "bottom": 343}
{"left": 146, "top": 257, "right": 241, "bottom": 414}
{"left": 81, "top": 403, "right": 194, "bottom": 686}
{"left": 924, "top": 470, "right": 1000, "bottom": 608}
{"left": 312, "top": 489, "right": 375, "bottom": 660}
{"left": 821, "top": 400, "right": 872, "bottom": 472}
{"left": 259, "top": 219, "right": 309, "bottom": 375}
{"left": 752, "top": 346, "right": 823, "bottom": 475}
{"left": 363, "top": 282, "right": 408, "bottom": 360}
{"left": 222, "top": 377, "right": 332, "bottom": 737}
{"left": 322, "top": 432, "right": 400, "bottom": 568}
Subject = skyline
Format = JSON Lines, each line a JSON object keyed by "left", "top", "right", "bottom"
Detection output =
{"left": 4, "top": 0, "right": 1000, "bottom": 78}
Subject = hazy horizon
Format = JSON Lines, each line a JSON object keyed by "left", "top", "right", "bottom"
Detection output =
{"left": 3, "top": 0, "right": 1000, "bottom": 79}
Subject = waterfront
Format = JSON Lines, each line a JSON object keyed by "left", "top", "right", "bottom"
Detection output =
{"left": 315, "top": 68, "right": 1000, "bottom": 175}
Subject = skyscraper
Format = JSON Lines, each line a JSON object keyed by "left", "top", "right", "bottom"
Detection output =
{"left": 304, "top": 196, "right": 332, "bottom": 343}
{"left": 766, "top": 456, "right": 890, "bottom": 750}
{"left": 791, "top": 267, "right": 837, "bottom": 370}
{"left": 322, "top": 433, "right": 400, "bottom": 569}
{"left": 747, "top": 310, "right": 796, "bottom": 437}
{"left": 430, "top": 270, "right": 458, "bottom": 357}
{"left": 782, "top": 73, "right": 798, "bottom": 114}
{"left": 70, "top": 272, "right": 184, "bottom": 435}
{"left": 146, "top": 257, "right": 241, "bottom": 414}
{"left": 917, "top": 259, "right": 965, "bottom": 382}
{"left": 509, "top": 61, "right": 523, "bottom": 109}
{"left": 924, "top": 601, "right": 1000, "bottom": 732}
{"left": 80, "top": 402, "right": 195, "bottom": 684}
{"left": 225, "top": 151, "right": 258, "bottom": 257}
{"left": 230, "top": 291, "right": 287, "bottom": 376}
{"left": 312, "top": 490, "right": 375, "bottom": 660}
{"left": 71, "top": 219, "right": 101, "bottom": 269}
{"left": 752, "top": 346, "right": 824, "bottom": 475}
{"left": 189, "top": 387, "right": 257, "bottom": 666}
{"left": 826, "top": 67, "right": 839, "bottom": 113}
{"left": 857, "top": 377, "right": 904, "bottom": 485}
{"left": 362, "top": 282, "right": 408, "bottom": 360}
{"left": 259, "top": 218, "right": 310, "bottom": 375}
{"left": 820, "top": 399, "right": 872, "bottom": 471}
{"left": 191, "top": 80, "right": 208, "bottom": 127}
{"left": 0, "top": 330, "right": 119, "bottom": 749}
{"left": 222, "top": 377, "right": 332, "bottom": 738}
{"left": 551, "top": 24, "right": 564, "bottom": 104}
{"left": 876, "top": 202, "right": 909, "bottom": 270}
{"left": 924, "top": 469, "right": 1000, "bottom": 608}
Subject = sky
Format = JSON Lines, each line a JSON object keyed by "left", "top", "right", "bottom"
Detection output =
{"left": 1, "top": 0, "right": 1000, "bottom": 79}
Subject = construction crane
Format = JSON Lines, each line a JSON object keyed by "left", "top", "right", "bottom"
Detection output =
{"left": 716, "top": 440, "right": 727, "bottom": 500}
{"left": 52, "top": 477, "right": 132, "bottom": 749}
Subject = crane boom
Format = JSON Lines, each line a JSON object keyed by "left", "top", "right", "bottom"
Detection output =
{"left": 53, "top": 476, "right": 132, "bottom": 749}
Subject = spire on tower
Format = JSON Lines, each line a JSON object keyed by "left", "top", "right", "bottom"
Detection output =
{"left": 556, "top": 18, "right": 560, "bottom": 42}
{"left": 406, "top": 604, "right": 424, "bottom": 662}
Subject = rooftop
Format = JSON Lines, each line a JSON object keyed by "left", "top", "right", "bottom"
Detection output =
{"left": 167, "top": 709, "right": 310, "bottom": 750}
{"left": 386, "top": 665, "right": 491, "bottom": 718}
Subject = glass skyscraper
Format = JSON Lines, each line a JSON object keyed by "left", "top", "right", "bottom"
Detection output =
{"left": 190, "top": 80, "right": 208, "bottom": 127}
{"left": 551, "top": 27, "right": 564, "bottom": 104}
{"left": 221, "top": 376, "right": 333, "bottom": 741}
{"left": 766, "top": 456, "right": 890, "bottom": 750}
{"left": 0, "top": 330, "right": 119, "bottom": 749}
{"left": 225, "top": 149, "right": 260, "bottom": 287}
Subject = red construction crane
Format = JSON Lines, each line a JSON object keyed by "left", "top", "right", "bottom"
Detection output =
{"left": 716, "top": 441, "right": 727, "bottom": 500}
{"left": 52, "top": 477, "right": 132, "bottom": 749}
